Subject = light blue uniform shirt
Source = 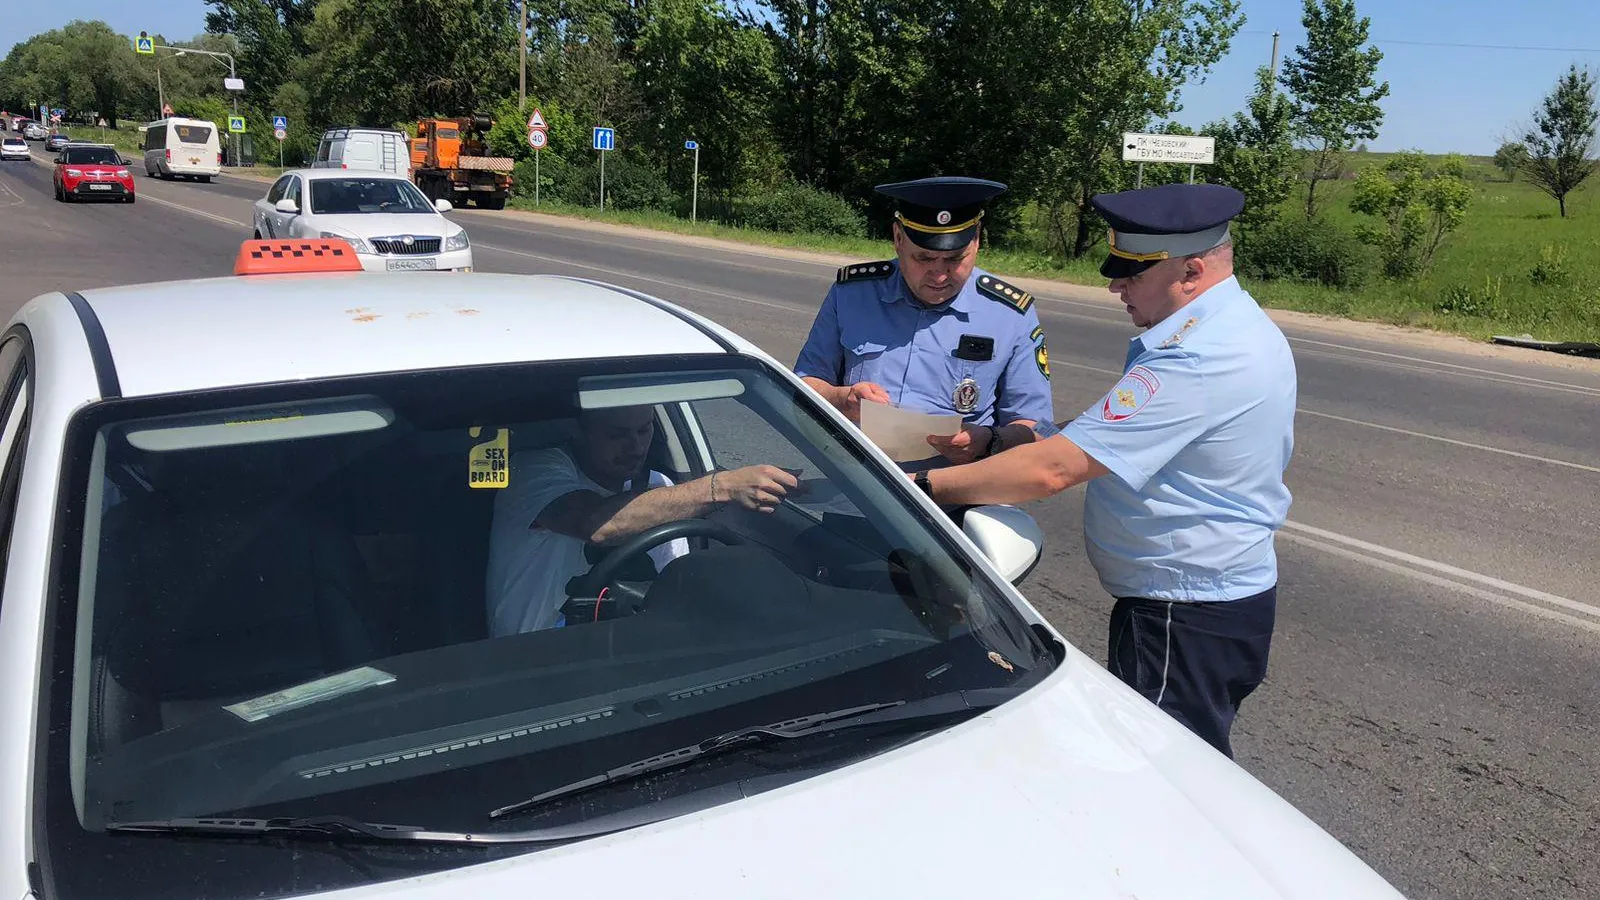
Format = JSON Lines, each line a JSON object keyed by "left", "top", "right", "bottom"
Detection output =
{"left": 1059, "top": 276, "right": 1296, "bottom": 602}
{"left": 794, "top": 262, "right": 1053, "bottom": 431}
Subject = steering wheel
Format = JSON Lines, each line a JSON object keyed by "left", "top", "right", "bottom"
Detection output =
{"left": 566, "top": 519, "right": 746, "bottom": 609}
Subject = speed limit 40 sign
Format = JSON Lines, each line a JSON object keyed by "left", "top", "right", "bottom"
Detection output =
{"left": 527, "top": 129, "right": 547, "bottom": 150}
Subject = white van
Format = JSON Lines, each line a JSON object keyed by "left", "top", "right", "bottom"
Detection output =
{"left": 142, "top": 117, "right": 222, "bottom": 181}
{"left": 313, "top": 126, "right": 412, "bottom": 177}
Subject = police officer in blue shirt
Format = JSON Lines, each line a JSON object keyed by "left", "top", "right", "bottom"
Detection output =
{"left": 795, "top": 177, "right": 1053, "bottom": 466}
{"left": 912, "top": 183, "right": 1297, "bottom": 759}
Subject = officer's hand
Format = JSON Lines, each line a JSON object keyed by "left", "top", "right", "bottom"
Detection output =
{"left": 842, "top": 382, "right": 891, "bottom": 422}
{"left": 714, "top": 465, "right": 803, "bottom": 513}
{"left": 927, "top": 424, "right": 988, "bottom": 465}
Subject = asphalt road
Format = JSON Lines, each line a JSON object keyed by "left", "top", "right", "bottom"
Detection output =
{"left": 4, "top": 156, "right": 1599, "bottom": 900}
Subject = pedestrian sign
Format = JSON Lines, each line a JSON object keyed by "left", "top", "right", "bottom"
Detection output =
{"left": 135, "top": 32, "right": 154, "bottom": 55}
{"left": 228, "top": 116, "right": 246, "bottom": 133}
{"left": 272, "top": 115, "right": 288, "bottom": 130}
{"left": 592, "top": 127, "right": 615, "bottom": 151}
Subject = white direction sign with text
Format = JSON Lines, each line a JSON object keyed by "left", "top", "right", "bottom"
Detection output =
{"left": 1121, "top": 132, "right": 1215, "bottom": 165}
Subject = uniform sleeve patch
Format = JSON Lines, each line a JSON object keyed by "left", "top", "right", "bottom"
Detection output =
{"left": 1029, "top": 324, "right": 1044, "bottom": 342}
{"left": 1035, "top": 340, "right": 1050, "bottom": 379}
{"left": 1100, "top": 365, "right": 1160, "bottom": 422}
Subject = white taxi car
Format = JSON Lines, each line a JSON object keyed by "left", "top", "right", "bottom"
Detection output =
{"left": 0, "top": 241, "right": 1406, "bottom": 900}
{"left": 251, "top": 169, "right": 472, "bottom": 272}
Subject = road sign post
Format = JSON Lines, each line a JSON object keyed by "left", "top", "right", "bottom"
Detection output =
{"left": 1121, "top": 132, "right": 1215, "bottom": 188}
{"left": 685, "top": 140, "right": 699, "bottom": 223}
{"left": 592, "top": 126, "right": 616, "bottom": 211}
{"left": 272, "top": 115, "right": 288, "bottom": 167}
{"left": 527, "top": 110, "right": 549, "bottom": 206}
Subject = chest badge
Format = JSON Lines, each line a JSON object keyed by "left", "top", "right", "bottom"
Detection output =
{"left": 952, "top": 377, "right": 980, "bottom": 414}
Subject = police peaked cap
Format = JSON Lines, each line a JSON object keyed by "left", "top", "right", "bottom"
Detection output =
{"left": 1091, "top": 183, "right": 1245, "bottom": 279}
{"left": 875, "top": 176, "right": 1007, "bottom": 251}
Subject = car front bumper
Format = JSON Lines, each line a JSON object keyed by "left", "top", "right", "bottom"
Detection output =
{"left": 355, "top": 247, "right": 474, "bottom": 273}
{"left": 64, "top": 180, "right": 134, "bottom": 198}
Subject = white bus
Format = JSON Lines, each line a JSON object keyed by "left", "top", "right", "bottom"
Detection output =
{"left": 141, "top": 117, "right": 222, "bottom": 181}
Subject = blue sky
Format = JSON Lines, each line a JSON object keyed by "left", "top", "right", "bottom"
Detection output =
{"left": 9, "top": 0, "right": 1600, "bottom": 155}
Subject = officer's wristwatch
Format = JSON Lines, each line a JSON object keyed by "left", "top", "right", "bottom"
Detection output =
{"left": 914, "top": 470, "right": 935, "bottom": 499}
{"left": 984, "top": 425, "right": 1005, "bottom": 458}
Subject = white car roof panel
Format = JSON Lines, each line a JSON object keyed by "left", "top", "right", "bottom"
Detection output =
{"left": 78, "top": 273, "right": 729, "bottom": 398}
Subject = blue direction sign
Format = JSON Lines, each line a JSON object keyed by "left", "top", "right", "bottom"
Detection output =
{"left": 272, "top": 115, "right": 288, "bottom": 130}
{"left": 592, "top": 126, "right": 615, "bottom": 151}
{"left": 684, "top": 140, "right": 698, "bottom": 150}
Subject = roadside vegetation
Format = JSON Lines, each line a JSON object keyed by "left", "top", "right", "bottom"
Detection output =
{"left": 3, "top": 0, "right": 1598, "bottom": 344}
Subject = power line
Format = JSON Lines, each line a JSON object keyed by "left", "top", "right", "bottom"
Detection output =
{"left": 1240, "top": 29, "right": 1600, "bottom": 54}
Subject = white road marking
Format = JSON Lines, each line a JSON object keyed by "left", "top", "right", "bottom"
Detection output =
{"left": 1279, "top": 523, "right": 1600, "bottom": 636}
{"left": 476, "top": 243, "right": 814, "bottom": 316}
{"left": 1049, "top": 359, "right": 1598, "bottom": 474}
{"left": 135, "top": 191, "right": 250, "bottom": 228}
{"left": 1297, "top": 409, "right": 1600, "bottom": 474}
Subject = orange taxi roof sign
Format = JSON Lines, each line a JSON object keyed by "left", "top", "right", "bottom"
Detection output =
{"left": 234, "top": 238, "right": 364, "bottom": 275}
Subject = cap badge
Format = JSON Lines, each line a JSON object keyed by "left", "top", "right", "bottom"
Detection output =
{"left": 936, "top": 210, "right": 952, "bottom": 225}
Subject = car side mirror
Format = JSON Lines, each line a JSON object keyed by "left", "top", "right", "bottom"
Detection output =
{"left": 119, "top": 156, "right": 131, "bottom": 166}
{"left": 434, "top": 198, "right": 453, "bottom": 212}
{"left": 961, "top": 505, "right": 1044, "bottom": 585}
{"left": 275, "top": 198, "right": 299, "bottom": 214}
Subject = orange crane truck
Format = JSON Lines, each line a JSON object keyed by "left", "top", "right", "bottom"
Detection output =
{"left": 411, "top": 114, "right": 514, "bottom": 209}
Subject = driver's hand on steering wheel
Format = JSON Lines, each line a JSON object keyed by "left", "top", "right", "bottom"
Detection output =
{"left": 712, "top": 465, "right": 803, "bottom": 513}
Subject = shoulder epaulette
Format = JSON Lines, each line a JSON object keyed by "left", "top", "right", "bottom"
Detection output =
{"left": 975, "top": 274, "right": 1034, "bottom": 314}
{"left": 836, "top": 260, "right": 896, "bottom": 283}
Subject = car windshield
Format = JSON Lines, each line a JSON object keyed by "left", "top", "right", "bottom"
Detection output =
{"left": 43, "top": 354, "right": 1053, "bottom": 889}
{"left": 310, "top": 177, "right": 433, "bottom": 214}
{"left": 63, "top": 147, "right": 119, "bottom": 165}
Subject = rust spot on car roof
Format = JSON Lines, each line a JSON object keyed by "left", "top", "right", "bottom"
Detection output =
{"left": 407, "top": 311, "right": 432, "bottom": 320}
{"left": 352, "top": 312, "right": 381, "bottom": 323}
{"left": 457, "top": 308, "right": 480, "bottom": 316}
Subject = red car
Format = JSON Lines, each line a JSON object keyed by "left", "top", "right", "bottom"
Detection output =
{"left": 53, "top": 143, "right": 135, "bottom": 203}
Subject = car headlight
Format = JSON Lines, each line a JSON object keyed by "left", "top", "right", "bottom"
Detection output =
{"left": 444, "top": 230, "right": 470, "bottom": 251}
{"left": 115, "top": 169, "right": 129, "bottom": 178}
{"left": 65, "top": 168, "right": 82, "bottom": 177}
{"left": 319, "top": 231, "right": 371, "bottom": 253}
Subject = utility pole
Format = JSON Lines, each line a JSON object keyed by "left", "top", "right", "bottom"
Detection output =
{"left": 519, "top": 1, "right": 527, "bottom": 111}
{"left": 156, "top": 64, "right": 165, "bottom": 117}
{"left": 1270, "top": 30, "right": 1281, "bottom": 80}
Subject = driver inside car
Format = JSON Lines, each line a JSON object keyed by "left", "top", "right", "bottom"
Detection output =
{"left": 484, "top": 405, "right": 803, "bottom": 637}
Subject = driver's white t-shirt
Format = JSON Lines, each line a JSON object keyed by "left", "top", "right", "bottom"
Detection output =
{"left": 485, "top": 446, "right": 690, "bottom": 637}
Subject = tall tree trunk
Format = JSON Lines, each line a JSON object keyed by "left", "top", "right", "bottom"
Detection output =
{"left": 1072, "top": 186, "right": 1094, "bottom": 258}
{"left": 1559, "top": 193, "right": 1567, "bottom": 218}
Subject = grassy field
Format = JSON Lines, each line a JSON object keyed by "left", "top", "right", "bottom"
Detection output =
{"left": 512, "top": 151, "right": 1600, "bottom": 345}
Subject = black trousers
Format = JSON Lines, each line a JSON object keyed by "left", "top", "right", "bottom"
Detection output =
{"left": 1107, "top": 587, "right": 1277, "bottom": 759}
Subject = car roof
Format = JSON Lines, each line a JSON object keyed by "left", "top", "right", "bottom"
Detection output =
{"left": 283, "top": 168, "right": 415, "bottom": 182}
{"left": 55, "top": 273, "right": 739, "bottom": 399}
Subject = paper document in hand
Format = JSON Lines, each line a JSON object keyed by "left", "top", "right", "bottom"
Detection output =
{"left": 858, "top": 401, "right": 962, "bottom": 462}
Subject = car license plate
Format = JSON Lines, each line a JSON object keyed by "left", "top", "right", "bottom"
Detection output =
{"left": 386, "top": 258, "right": 437, "bottom": 271}
{"left": 88, "top": 184, "right": 112, "bottom": 191}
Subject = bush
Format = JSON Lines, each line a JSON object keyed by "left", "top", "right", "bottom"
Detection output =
{"left": 1436, "top": 276, "right": 1505, "bottom": 317}
{"left": 735, "top": 181, "right": 865, "bottom": 237}
{"left": 1529, "top": 244, "right": 1572, "bottom": 286}
{"left": 1238, "top": 217, "right": 1374, "bottom": 290}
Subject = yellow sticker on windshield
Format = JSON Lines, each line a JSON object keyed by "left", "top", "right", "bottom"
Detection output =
{"left": 468, "top": 426, "right": 510, "bottom": 489}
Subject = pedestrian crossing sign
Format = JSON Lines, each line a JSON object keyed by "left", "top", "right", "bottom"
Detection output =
{"left": 135, "top": 33, "right": 154, "bottom": 55}
{"left": 228, "top": 116, "right": 246, "bottom": 133}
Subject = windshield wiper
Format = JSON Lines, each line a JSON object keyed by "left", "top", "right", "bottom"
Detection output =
{"left": 489, "top": 689, "right": 1006, "bottom": 822}
{"left": 105, "top": 814, "right": 642, "bottom": 846}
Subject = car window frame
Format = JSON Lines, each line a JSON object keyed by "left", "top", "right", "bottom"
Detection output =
{"left": 0, "top": 328, "right": 35, "bottom": 614}
{"left": 266, "top": 175, "right": 290, "bottom": 205}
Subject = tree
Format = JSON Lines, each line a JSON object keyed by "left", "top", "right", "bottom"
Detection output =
{"left": 1519, "top": 65, "right": 1599, "bottom": 218}
{"left": 1349, "top": 151, "right": 1472, "bottom": 278}
{"left": 1280, "top": 0, "right": 1389, "bottom": 218}
{"left": 1493, "top": 141, "right": 1528, "bottom": 182}
{"left": 1203, "top": 65, "right": 1298, "bottom": 250}
{"left": 203, "top": 0, "right": 320, "bottom": 107}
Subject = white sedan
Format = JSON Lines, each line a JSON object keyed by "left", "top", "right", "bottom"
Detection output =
{"left": 0, "top": 241, "right": 1405, "bottom": 900}
{"left": 252, "top": 168, "right": 472, "bottom": 272}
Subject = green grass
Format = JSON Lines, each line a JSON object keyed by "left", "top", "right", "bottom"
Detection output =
{"left": 508, "top": 154, "right": 1600, "bottom": 345}
{"left": 1259, "top": 157, "right": 1600, "bottom": 343}
{"left": 504, "top": 197, "right": 1107, "bottom": 283}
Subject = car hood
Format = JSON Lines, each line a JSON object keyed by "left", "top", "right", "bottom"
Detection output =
{"left": 63, "top": 164, "right": 125, "bottom": 173}
{"left": 304, "top": 212, "right": 454, "bottom": 240}
{"left": 321, "top": 645, "right": 1405, "bottom": 900}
